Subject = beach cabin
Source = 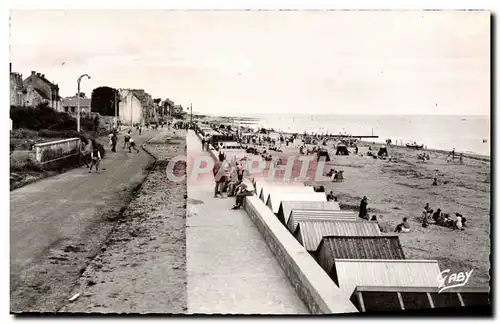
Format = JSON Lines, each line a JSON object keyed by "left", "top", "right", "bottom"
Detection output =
{"left": 316, "top": 236, "right": 406, "bottom": 274}
{"left": 294, "top": 220, "right": 381, "bottom": 252}
{"left": 266, "top": 192, "right": 326, "bottom": 214}
{"left": 350, "top": 286, "right": 490, "bottom": 312}
{"left": 324, "top": 259, "right": 441, "bottom": 299}
{"left": 287, "top": 209, "right": 358, "bottom": 233}
{"left": 277, "top": 201, "right": 341, "bottom": 225}
{"left": 258, "top": 183, "right": 306, "bottom": 203}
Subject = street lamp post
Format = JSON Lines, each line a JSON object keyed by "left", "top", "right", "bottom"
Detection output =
{"left": 114, "top": 88, "right": 122, "bottom": 130}
{"left": 77, "top": 74, "right": 91, "bottom": 132}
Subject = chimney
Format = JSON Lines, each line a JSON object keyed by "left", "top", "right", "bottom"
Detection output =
{"left": 31, "top": 71, "right": 35, "bottom": 75}
{"left": 41, "top": 74, "right": 45, "bottom": 78}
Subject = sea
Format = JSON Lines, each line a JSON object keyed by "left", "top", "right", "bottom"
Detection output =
{"left": 225, "top": 114, "right": 491, "bottom": 156}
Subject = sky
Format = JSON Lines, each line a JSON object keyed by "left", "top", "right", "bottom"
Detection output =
{"left": 9, "top": 10, "right": 490, "bottom": 115}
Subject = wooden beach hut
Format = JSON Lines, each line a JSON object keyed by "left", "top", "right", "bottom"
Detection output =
{"left": 277, "top": 201, "right": 341, "bottom": 225}
{"left": 287, "top": 209, "right": 358, "bottom": 233}
{"left": 325, "top": 259, "right": 441, "bottom": 298}
{"left": 350, "top": 286, "right": 490, "bottom": 312}
{"left": 316, "top": 236, "right": 406, "bottom": 274}
{"left": 266, "top": 191, "right": 326, "bottom": 214}
{"left": 294, "top": 220, "right": 381, "bottom": 252}
{"left": 257, "top": 182, "right": 305, "bottom": 203}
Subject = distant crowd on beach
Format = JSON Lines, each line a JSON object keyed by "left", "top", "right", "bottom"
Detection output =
{"left": 356, "top": 195, "right": 467, "bottom": 234}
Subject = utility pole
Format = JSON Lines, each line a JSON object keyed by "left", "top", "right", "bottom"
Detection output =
{"left": 190, "top": 103, "right": 193, "bottom": 125}
{"left": 130, "top": 91, "right": 133, "bottom": 129}
{"left": 114, "top": 90, "right": 118, "bottom": 129}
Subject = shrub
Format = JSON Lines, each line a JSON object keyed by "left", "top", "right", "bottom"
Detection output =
{"left": 10, "top": 157, "right": 42, "bottom": 172}
{"left": 10, "top": 128, "right": 39, "bottom": 139}
{"left": 10, "top": 103, "right": 99, "bottom": 132}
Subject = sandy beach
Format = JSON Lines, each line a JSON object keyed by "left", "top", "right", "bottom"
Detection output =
{"left": 241, "top": 136, "right": 490, "bottom": 287}
{"left": 62, "top": 130, "right": 187, "bottom": 313}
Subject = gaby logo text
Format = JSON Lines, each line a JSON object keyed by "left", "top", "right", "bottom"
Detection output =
{"left": 437, "top": 269, "right": 473, "bottom": 293}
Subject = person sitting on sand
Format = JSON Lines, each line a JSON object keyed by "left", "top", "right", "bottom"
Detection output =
{"left": 337, "top": 170, "right": 344, "bottom": 182}
{"left": 432, "top": 178, "right": 438, "bottom": 186}
{"left": 359, "top": 196, "right": 368, "bottom": 220}
{"left": 459, "top": 153, "right": 464, "bottom": 164}
{"left": 370, "top": 215, "right": 384, "bottom": 232}
{"left": 332, "top": 170, "right": 338, "bottom": 182}
{"left": 442, "top": 214, "right": 455, "bottom": 228}
{"left": 455, "top": 213, "right": 465, "bottom": 230}
{"left": 326, "top": 191, "right": 334, "bottom": 201}
{"left": 334, "top": 196, "right": 338, "bottom": 202}
{"left": 231, "top": 179, "right": 255, "bottom": 210}
{"left": 395, "top": 217, "right": 411, "bottom": 233}
{"left": 437, "top": 213, "right": 448, "bottom": 226}
{"left": 432, "top": 208, "right": 442, "bottom": 223}
{"left": 422, "top": 216, "right": 429, "bottom": 228}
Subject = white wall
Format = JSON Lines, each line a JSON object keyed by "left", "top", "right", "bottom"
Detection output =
{"left": 118, "top": 91, "right": 143, "bottom": 125}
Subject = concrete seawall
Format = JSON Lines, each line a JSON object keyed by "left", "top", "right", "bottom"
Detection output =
{"left": 243, "top": 196, "right": 357, "bottom": 314}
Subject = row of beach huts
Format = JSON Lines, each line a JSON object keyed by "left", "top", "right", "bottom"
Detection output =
{"left": 250, "top": 179, "right": 490, "bottom": 312}
{"left": 196, "top": 121, "right": 490, "bottom": 313}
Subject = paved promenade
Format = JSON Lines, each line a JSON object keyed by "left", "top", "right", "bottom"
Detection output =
{"left": 186, "top": 130, "right": 308, "bottom": 314}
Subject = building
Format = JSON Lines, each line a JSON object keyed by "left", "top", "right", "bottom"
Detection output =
{"left": 23, "top": 70, "right": 61, "bottom": 110}
{"left": 172, "top": 104, "right": 184, "bottom": 114}
{"left": 62, "top": 94, "right": 91, "bottom": 115}
{"left": 118, "top": 89, "right": 153, "bottom": 125}
{"left": 10, "top": 63, "right": 26, "bottom": 106}
{"left": 161, "top": 98, "right": 174, "bottom": 118}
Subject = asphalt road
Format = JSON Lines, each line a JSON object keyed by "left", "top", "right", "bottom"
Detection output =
{"left": 10, "top": 130, "right": 155, "bottom": 312}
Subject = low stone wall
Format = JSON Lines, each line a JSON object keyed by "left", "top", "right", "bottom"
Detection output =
{"left": 34, "top": 138, "right": 81, "bottom": 165}
{"left": 243, "top": 195, "right": 358, "bottom": 314}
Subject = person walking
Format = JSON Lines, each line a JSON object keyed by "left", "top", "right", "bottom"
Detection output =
{"left": 89, "top": 140, "right": 102, "bottom": 173}
{"left": 123, "top": 131, "right": 131, "bottom": 150}
{"left": 213, "top": 155, "right": 226, "bottom": 198}
{"left": 201, "top": 136, "right": 206, "bottom": 151}
{"left": 111, "top": 132, "right": 117, "bottom": 153}
{"left": 80, "top": 139, "right": 91, "bottom": 168}
{"left": 359, "top": 196, "right": 368, "bottom": 220}
{"left": 128, "top": 137, "right": 140, "bottom": 153}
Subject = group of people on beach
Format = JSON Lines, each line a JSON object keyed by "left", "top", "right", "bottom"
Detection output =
{"left": 446, "top": 148, "right": 464, "bottom": 164}
{"left": 421, "top": 203, "right": 466, "bottom": 230}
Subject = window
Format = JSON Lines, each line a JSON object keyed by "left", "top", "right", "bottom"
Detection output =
{"left": 401, "top": 292, "right": 431, "bottom": 310}
{"left": 460, "top": 293, "right": 490, "bottom": 306}
{"left": 362, "top": 292, "right": 402, "bottom": 312}
{"left": 71, "top": 107, "right": 75, "bottom": 113}
{"left": 65, "top": 107, "right": 69, "bottom": 112}
{"left": 430, "top": 292, "right": 462, "bottom": 308}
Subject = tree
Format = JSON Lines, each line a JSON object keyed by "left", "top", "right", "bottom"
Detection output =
{"left": 90, "top": 86, "right": 120, "bottom": 116}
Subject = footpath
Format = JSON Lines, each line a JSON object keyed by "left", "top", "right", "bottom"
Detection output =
{"left": 186, "top": 130, "right": 308, "bottom": 314}
{"left": 10, "top": 129, "right": 155, "bottom": 312}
